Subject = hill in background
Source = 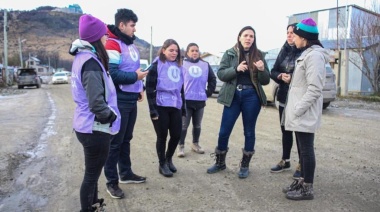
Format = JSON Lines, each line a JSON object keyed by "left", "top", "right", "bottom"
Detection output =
{"left": 0, "top": 6, "right": 158, "bottom": 71}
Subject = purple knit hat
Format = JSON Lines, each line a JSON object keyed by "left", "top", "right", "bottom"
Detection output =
{"left": 79, "top": 14, "right": 107, "bottom": 43}
{"left": 293, "top": 18, "right": 319, "bottom": 40}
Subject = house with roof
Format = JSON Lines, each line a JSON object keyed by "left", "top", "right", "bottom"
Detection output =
{"left": 200, "top": 52, "right": 224, "bottom": 66}
{"left": 288, "top": 4, "right": 380, "bottom": 95}
{"left": 25, "top": 57, "right": 55, "bottom": 76}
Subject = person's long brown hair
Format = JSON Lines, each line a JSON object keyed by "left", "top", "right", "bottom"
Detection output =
{"left": 91, "top": 40, "right": 109, "bottom": 71}
{"left": 235, "top": 26, "right": 262, "bottom": 72}
{"left": 158, "top": 39, "right": 182, "bottom": 66}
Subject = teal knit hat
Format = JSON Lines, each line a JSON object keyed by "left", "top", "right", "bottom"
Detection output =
{"left": 293, "top": 18, "right": 319, "bottom": 40}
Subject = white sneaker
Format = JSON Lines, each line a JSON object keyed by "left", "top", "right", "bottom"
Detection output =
{"left": 177, "top": 145, "right": 185, "bottom": 157}
{"left": 191, "top": 143, "right": 205, "bottom": 154}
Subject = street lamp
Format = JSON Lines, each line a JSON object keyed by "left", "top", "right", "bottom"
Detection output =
{"left": 18, "top": 37, "right": 26, "bottom": 68}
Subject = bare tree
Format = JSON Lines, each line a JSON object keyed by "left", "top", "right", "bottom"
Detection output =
{"left": 349, "top": 3, "right": 380, "bottom": 94}
{"left": 50, "top": 51, "right": 60, "bottom": 69}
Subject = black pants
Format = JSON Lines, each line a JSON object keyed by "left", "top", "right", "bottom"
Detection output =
{"left": 76, "top": 131, "right": 110, "bottom": 212}
{"left": 152, "top": 106, "right": 182, "bottom": 164}
{"left": 295, "top": 131, "right": 316, "bottom": 184}
{"left": 279, "top": 106, "right": 300, "bottom": 161}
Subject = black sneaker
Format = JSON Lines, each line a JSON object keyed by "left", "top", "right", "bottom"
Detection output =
{"left": 119, "top": 173, "right": 146, "bottom": 184}
{"left": 270, "top": 160, "right": 291, "bottom": 173}
{"left": 106, "top": 183, "right": 124, "bottom": 199}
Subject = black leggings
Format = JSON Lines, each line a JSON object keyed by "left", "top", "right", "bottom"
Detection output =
{"left": 295, "top": 131, "right": 316, "bottom": 184}
{"left": 279, "top": 106, "right": 300, "bottom": 161}
{"left": 152, "top": 106, "right": 182, "bottom": 164}
{"left": 75, "top": 131, "right": 110, "bottom": 212}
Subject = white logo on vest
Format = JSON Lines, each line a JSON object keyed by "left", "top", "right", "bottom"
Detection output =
{"left": 168, "top": 66, "right": 181, "bottom": 82}
{"left": 129, "top": 46, "right": 138, "bottom": 62}
{"left": 188, "top": 65, "right": 202, "bottom": 78}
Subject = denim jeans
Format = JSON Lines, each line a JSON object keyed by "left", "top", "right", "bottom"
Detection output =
{"left": 179, "top": 107, "right": 204, "bottom": 145}
{"left": 217, "top": 88, "right": 261, "bottom": 152}
{"left": 152, "top": 106, "right": 182, "bottom": 164}
{"left": 279, "top": 106, "right": 300, "bottom": 160}
{"left": 75, "top": 131, "right": 110, "bottom": 211}
{"left": 104, "top": 103, "right": 137, "bottom": 184}
{"left": 295, "top": 131, "right": 316, "bottom": 184}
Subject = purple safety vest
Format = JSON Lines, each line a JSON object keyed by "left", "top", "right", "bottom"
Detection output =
{"left": 156, "top": 60, "right": 184, "bottom": 109}
{"left": 71, "top": 51, "right": 120, "bottom": 134}
{"left": 108, "top": 38, "right": 143, "bottom": 93}
{"left": 182, "top": 60, "right": 209, "bottom": 101}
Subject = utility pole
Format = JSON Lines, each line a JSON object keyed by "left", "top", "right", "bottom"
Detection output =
{"left": 18, "top": 37, "right": 25, "bottom": 68}
{"left": 149, "top": 26, "right": 153, "bottom": 64}
{"left": 343, "top": 2, "right": 349, "bottom": 96}
{"left": 337, "top": 0, "right": 342, "bottom": 95}
{"left": 3, "top": 10, "right": 9, "bottom": 86}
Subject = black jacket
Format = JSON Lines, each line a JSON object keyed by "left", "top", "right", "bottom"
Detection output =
{"left": 270, "top": 42, "right": 303, "bottom": 104}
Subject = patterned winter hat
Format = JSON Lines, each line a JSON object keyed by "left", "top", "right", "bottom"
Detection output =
{"left": 293, "top": 18, "right": 319, "bottom": 40}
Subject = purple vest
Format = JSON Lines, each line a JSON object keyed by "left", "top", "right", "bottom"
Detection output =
{"left": 183, "top": 60, "right": 209, "bottom": 101}
{"left": 156, "top": 60, "right": 184, "bottom": 109}
{"left": 71, "top": 51, "right": 120, "bottom": 134}
{"left": 109, "top": 38, "right": 143, "bottom": 93}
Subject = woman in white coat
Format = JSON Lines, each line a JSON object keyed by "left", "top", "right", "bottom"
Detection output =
{"left": 282, "top": 18, "right": 330, "bottom": 201}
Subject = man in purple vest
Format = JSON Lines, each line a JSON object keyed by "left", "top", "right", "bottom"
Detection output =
{"left": 103, "top": 8, "right": 148, "bottom": 199}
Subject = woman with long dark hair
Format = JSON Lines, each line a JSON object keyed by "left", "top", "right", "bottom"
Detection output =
{"left": 206, "top": 26, "right": 270, "bottom": 179}
{"left": 269, "top": 23, "right": 303, "bottom": 179}
{"left": 146, "top": 39, "right": 186, "bottom": 177}
{"left": 70, "top": 14, "right": 120, "bottom": 211}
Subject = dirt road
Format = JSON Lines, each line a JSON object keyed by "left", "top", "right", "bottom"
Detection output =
{"left": 0, "top": 84, "right": 379, "bottom": 211}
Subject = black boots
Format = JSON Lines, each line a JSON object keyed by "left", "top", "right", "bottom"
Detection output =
{"left": 238, "top": 149, "right": 254, "bottom": 179}
{"left": 159, "top": 163, "right": 173, "bottom": 177}
{"left": 207, "top": 147, "right": 228, "bottom": 174}
{"left": 166, "top": 157, "right": 177, "bottom": 173}
{"left": 159, "top": 158, "right": 176, "bottom": 177}
{"left": 283, "top": 178, "right": 314, "bottom": 200}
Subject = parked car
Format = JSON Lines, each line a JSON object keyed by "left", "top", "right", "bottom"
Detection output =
{"left": 52, "top": 72, "right": 69, "bottom": 84}
{"left": 264, "top": 56, "right": 337, "bottom": 109}
{"left": 17, "top": 68, "right": 41, "bottom": 89}
{"left": 211, "top": 65, "right": 223, "bottom": 94}
{"left": 140, "top": 59, "right": 150, "bottom": 70}
{"left": 322, "top": 64, "right": 337, "bottom": 109}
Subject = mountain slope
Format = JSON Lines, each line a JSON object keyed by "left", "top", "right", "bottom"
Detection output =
{"left": 0, "top": 7, "right": 157, "bottom": 70}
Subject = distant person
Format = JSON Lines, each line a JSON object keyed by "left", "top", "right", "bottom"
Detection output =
{"left": 269, "top": 23, "right": 304, "bottom": 179}
{"left": 146, "top": 39, "right": 186, "bottom": 177}
{"left": 282, "top": 18, "right": 328, "bottom": 201}
{"left": 177, "top": 43, "right": 216, "bottom": 157}
{"left": 103, "top": 8, "right": 148, "bottom": 199}
{"left": 206, "top": 26, "right": 270, "bottom": 179}
{"left": 69, "top": 14, "right": 120, "bottom": 212}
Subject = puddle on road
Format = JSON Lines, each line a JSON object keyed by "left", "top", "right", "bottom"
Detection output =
{"left": 26, "top": 92, "right": 57, "bottom": 159}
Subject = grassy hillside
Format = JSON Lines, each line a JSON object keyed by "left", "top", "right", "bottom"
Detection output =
{"left": 0, "top": 7, "right": 158, "bottom": 71}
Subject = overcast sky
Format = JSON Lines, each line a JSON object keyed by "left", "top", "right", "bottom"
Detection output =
{"left": 1, "top": 0, "right": 373, "bottom": 53}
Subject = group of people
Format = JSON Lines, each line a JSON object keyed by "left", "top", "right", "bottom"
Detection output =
{"left": 70, "top": 7, "right": 329, "bottom": 212}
